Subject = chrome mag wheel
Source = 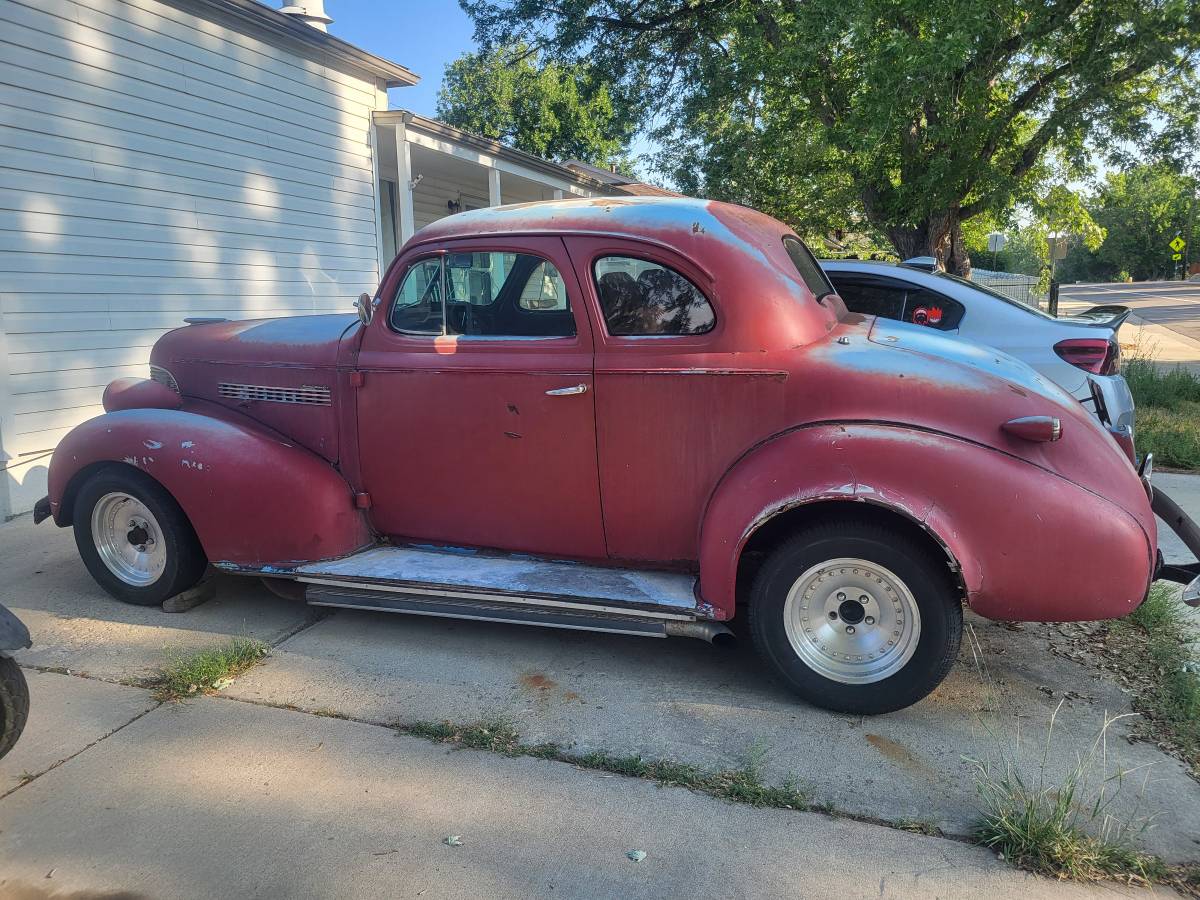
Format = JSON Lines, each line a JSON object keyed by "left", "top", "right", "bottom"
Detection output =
{"left": 89, "top": 492, "right": 167, "bottom": 587}
{"left": 783, "top": 557, "right": 922, "bottom": 685}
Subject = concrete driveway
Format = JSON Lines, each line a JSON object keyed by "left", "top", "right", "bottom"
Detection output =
{"left": 2, "top": 469, "right": 1199, "bottom": 895}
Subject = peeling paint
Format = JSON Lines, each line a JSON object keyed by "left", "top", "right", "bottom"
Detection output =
{"left": 143, "top": 439, "right": 163, "bottom": 450}
{"left": 181, "top": 440, "right": 195, "bottom": 449}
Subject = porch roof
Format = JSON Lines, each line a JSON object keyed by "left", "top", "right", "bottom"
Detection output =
{"left": 374, "top": 110, "right": 613, "bottom": 194}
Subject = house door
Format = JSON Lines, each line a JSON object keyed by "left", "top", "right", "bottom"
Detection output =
{"left": 356, "top": 237, "right": 606, "bottom": 560}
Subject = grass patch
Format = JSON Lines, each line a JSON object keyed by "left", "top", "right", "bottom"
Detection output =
{"left": 399, "top": 718, "right": 809, "bottom": 810}
{"left": 1107, "top": 583, "right": 1200, "bottom": 771}
{"left": 971, "top": 707, "right": 1166, "bottom": 886}
{"left": 1123, "top": 356, "right": 1200, "bottom": 470}
{"left": 152, "top": 638, "right": 268, "bottom": 701}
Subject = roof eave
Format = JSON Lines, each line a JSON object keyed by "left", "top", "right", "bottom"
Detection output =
{"left": 192, "top": 0, "right": 420, "bottom": 87}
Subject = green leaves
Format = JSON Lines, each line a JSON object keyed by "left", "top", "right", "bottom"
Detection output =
{"left": 436, "top": 43, "right": 634, "bottom": 168}
{"left": 459, "top": 0, "right": 1200, "bottom": 268}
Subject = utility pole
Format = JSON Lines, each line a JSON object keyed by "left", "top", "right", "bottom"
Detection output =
{"left": 1185, "top": 183, "right": 1197, "bottom": 280}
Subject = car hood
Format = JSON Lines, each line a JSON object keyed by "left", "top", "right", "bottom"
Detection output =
{"left": 153, "top": 314, "right": 361, "bottom": 369}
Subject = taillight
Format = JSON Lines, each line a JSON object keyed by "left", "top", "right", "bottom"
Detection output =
{"left": 1053, "top": 338, "right": 1119, "bottom": 375}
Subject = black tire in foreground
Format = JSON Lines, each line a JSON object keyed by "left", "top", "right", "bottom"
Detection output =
{"left": 748, "top": 518, "right": 962, "bottom": 715}
{"left": 0, "top": 656, "right": 29, "bottom": 761}
{"left": 73, "top": 466, "right": 208, "bottom": 606}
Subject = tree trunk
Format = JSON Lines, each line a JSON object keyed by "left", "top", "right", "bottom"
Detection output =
{"left": 883, "top": 209, "right": 973, "bottom": 277}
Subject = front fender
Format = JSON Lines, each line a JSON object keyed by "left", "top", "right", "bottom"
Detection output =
{"left": 0, "top": 604, "right": 31, "bottom": 655}
{"left": 47, "top": 404, "right": 372, "bottom": 568}
{"left": 698, "top": 423, "right": 1153, "bottom": 623}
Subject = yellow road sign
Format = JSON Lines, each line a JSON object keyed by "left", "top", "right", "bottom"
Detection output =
{"left": 1173, "top": 253, "right": 1183, "bottom": 261}
{"left": 1169, "top": 235, "right": 1186, "bottom": 252}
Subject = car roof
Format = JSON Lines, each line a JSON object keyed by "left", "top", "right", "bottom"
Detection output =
{"left": 410, "top": 196, "right": 792, "bottom": 254}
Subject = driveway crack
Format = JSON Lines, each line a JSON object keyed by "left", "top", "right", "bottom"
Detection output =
{"left": 0, "top": 700, "right": 162, "bottom": 801}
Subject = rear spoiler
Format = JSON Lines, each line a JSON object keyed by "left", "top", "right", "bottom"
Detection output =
{"left": 1066, "top": 305, "right": 1132, "bottom": 330}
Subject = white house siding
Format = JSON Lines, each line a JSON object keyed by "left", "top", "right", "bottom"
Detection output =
{"left": 0, "top": 0, "right": 387, "bottom": 516}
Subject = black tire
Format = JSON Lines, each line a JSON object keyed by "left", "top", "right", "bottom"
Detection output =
{"left": 73, "top": 467, "right": 207, "bottom": 606}
{"left": 0, "top": 656, "right": 30, "bottom": 761}
{"left": 747, "top": 518, "right": 962, "bottom": 715}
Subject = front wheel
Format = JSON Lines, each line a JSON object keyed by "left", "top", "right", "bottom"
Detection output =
{"left": 748, "top": 519, "right": 962, "bottom": 715}
{"left": 0, "top": 656, "right": 30, "bottom": 760}
{"left": 74, "top": 467, "right": 208, "bottom": 606}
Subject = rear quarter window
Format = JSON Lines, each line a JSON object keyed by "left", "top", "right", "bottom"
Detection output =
{"left": 783, "top": 236, "right": 835, "bottom": 300}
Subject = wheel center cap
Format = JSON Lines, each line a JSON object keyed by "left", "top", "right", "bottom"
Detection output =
{"left": 127, "top": 524, "right": 149, "bottom": 547}
{"left": 837, "top": 598, "right": 866, "bottom": 625}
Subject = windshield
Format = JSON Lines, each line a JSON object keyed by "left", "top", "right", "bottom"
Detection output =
{"left": 929, "top": 270, "right": 1056, "bottom": 320}
{"left": 783, "top": 236, "right": 835, "bottom": 301}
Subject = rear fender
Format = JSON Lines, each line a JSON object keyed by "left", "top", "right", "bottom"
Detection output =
{"left": 698, "top": 423, "right": 1153, "bottom": 622}
{"left": 47, "top": 404, "right": 372, "bottom": 568}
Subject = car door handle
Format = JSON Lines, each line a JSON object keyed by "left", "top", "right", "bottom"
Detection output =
{"left": 546, "top": 384, "right": 588, "bottom": 396}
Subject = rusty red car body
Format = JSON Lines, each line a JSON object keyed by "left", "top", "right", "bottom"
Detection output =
{"left": 38, "top": 198, "right": 1159, "bottom": 713}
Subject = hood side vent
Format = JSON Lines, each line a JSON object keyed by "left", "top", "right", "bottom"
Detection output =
{"left": 218, "top": 382, "right": 332, "bottom": 406}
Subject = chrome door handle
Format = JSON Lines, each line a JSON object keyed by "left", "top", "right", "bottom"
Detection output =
{"left": 546, "top": 384, "right": 588, "bottom": 396}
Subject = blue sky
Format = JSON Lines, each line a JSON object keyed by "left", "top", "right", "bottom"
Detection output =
{"left": 286, "top": 1, "right": 478, "bottom": 115}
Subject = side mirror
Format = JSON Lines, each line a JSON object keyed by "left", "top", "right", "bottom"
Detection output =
{"left": 354, "top": 292, "right": 374, "bottom": 326}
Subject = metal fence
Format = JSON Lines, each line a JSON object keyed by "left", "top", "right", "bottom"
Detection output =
{"left": 969, "top": 268, "right": 1049, "bottom": 312}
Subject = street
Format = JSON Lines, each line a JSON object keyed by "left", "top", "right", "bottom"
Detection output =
{"left": 1061, "top": 281, "right": 1200, "bottom": 352}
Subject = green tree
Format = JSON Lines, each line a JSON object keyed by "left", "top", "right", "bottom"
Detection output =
{"left": 1088, "top": 165, "right": 1197, "bottom": 281}
{"left": 461, "top": 0, "right": 1200, "bottom": 274}
{"left": 437, "top": 44, "right": 634, "bottom": 169}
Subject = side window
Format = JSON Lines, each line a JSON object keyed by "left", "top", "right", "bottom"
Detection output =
{"left": 518, "top": 260, "right": 568, "bottom": 311}
{"left": 830, "top": 278, "right": 907, "bottom": 320}
{"left": 390, "top": 252, "right": 575, "bottom": 338}
{"left": 593, "top": 256, "right": 715, "bottom": 336}
{"left": 902, "top": 288, "right": 964, "bottom": 330}
{"left": 829, "top": 277, "right": 965, "bottom": 331}
{"left": 390, "top": 258, "right": 444, "bottom": 334}
{"left": 783, "top": 236, "right": 835, "bottom": 300}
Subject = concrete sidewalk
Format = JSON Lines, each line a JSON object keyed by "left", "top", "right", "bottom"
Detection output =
{"left": 0, "top": 674, "right": 1175, "bottom": 900}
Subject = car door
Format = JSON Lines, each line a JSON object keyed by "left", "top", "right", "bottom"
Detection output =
{"left": 356, "top": 236, "right": 606, "bottom": 560}
{"left": 564, "top": 236, "right": 791, "bottom": 564}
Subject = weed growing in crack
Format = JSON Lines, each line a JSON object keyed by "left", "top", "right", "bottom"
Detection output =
{"left": 399, "top": 719, "right": 810, "bottom": 810}
{"left": 152, "top": 638, "right": 268, "bottom": 701}
{"left": 969, "top": 700, "right": 1165, "bottom": 884}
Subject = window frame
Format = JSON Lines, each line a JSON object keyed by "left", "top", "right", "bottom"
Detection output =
{"left": 590, "top": 252, "right": 719, "bottom": 339}
{"left": 782, "top": 235, "right": 836, "bottom": 301}
{"left": 386, "top": 247, "right": 580, "bottom": 342}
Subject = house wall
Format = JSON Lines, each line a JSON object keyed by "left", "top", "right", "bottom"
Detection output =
{"left": 0, "top": 0, "right": 387, "bottom": 515}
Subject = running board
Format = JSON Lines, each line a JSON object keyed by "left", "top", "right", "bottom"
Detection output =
{"left": 287, "top": 545, "right": 699, "bottom": 619}
{"left": 306, "top": 584, "right": 675, "bottom": 638}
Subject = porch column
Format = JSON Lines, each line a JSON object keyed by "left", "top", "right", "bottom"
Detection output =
{"left": 393, "top": 121, "right": 416, "bottom": 244}
{"left": 488, "top": 168, "right": 502, "bottom": 207}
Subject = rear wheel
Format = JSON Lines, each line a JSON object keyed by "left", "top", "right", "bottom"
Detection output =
{"left": 748, "top": 519, "right": 962, "bottom": 714}
{"left": 74, "top": 468, "right": 207, "bottom": 606}
{"left": 0, "top": 656, "right": 29, "bottom": 760}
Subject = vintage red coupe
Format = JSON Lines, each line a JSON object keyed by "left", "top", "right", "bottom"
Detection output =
{"left": 36, "top": 198, "right": 1164, "bottom": 713}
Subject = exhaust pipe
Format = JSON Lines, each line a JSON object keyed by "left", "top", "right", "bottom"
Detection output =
{"left": 664, "top": 621, "right": 737, "bottom": 646}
